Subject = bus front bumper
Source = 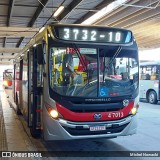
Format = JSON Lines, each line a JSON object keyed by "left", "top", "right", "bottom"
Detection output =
{"left": 43, "top": 113, "right": 137, "bottom": 140}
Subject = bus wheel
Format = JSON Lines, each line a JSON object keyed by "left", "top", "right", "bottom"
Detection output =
{"left": 16, "top": 95, "right": 21, "bottom": 115}
{"left": 30, "top": 115, "right": 41, "bottom": 138}
{"left": 30, "top": 127, "right": 41, "bottom": 138}
{"left": 148, "top": 91, "right": 158, "bottom": 104}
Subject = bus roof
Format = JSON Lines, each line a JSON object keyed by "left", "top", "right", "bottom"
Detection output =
{"left": 140, "top": 61, "right": 160, "bottom": 66}
{"left": 15, "top": 23, "right": 137, "bottom": 60}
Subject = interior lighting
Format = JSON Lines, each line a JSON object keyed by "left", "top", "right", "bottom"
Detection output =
{"left": 53, "top": 6, "right": 64, "bottom": 17}
{"left": 82, "top": 0, "right": 128, "bottom": 25}
{"left": 33, "top": 44, "right": 37, "bottom": 47}
{"left": 54, "top": 49, "right": 65, "bottom": 55}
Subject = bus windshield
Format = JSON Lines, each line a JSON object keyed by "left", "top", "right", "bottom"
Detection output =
{"left": 49, "top": 44, "right": 138, "bottom": 98}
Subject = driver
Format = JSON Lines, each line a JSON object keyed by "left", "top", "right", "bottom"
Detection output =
{"left": 62, "top": 53, "right": 75, "bottom": 86}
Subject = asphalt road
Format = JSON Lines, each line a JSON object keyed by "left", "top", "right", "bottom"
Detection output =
{"left": 24, "top": 101, "right": 160, "bottom": 160}
{"left": 4, "top": 89, "right": 160, "bottom": 160}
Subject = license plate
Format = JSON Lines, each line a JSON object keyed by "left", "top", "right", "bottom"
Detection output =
{"left": 90, "top": 126, "right": 106, "bottom": 131}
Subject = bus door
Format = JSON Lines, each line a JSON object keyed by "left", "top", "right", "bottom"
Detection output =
{"left": 28, "top": 45, "right": 43, "bottom": 137}
{"left": 13, "top": 64, "right": 16, "bottom": 101}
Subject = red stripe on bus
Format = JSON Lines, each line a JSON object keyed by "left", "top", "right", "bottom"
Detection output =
{"left": 56, "top": 101, "right": 134, "bottom": 122}
{"left": 36, "top": 109, "right": 41, "bottom": 112}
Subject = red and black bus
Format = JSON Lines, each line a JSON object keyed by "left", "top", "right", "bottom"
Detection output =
{"left": 13, "top": 24, "right": 139, "bottom": 140}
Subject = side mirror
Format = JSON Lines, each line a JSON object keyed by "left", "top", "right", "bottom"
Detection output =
{"left": 37, "top": 42, "right": 46, "bottom": 64}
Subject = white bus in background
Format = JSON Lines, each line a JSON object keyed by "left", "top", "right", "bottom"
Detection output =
{"left": 140, "top": 61, "right": 160, "bottom": 104}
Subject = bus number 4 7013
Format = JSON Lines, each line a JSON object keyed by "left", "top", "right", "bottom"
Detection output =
{"left": 108, "top": 112, "right": 124, "bottom": 118}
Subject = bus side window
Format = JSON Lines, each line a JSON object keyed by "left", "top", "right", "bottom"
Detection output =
{"left": 141, "top": 74, "right": 146, "bottom": 80}
{"left": 140, "top": 68, "right": 145, "bottom": 80}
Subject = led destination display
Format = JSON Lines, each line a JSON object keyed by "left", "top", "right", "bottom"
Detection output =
{"left": 54, "top": 25, "right": 132, "bottom": 44}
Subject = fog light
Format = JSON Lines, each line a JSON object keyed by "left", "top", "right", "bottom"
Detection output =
{"left": 131, "top": 108, "right": 137, "bottom": 115}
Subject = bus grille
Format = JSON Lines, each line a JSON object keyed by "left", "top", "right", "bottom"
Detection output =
{"left": 62, "top": 123, "right": 129, "bottom": 136}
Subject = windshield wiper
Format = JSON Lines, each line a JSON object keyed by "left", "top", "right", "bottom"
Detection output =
{"left": 72, "top": 43, "right": 87, "bottom": 71}
{"left": 72, "top": 43, "right": 91, "bottom": 83}
{"left": 103, "top": 46, "right": 122, "bottom": 81}
{"left": 107, "top": 46, "right": 122, "bottom": 68}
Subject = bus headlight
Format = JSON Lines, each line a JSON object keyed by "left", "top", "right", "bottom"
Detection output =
{"left": 130, "top": 96, "right": 139, "bottom": 115}
{"left": 46, "top": 103, "right": 64, "bottom": 119}
{"left": 47, "top": 106, "right": 64, "bottom": 119}
{"left": 131, "top": 107, "right": 137, "bottom": 115}
{"left": 50, "top": 110, "right": 59, "bottom": 118}
{"left": 3, "top": 81, "right": 8, "bottom": 86}
{"left": 47, "top": 107, "right": 59, "bottom": 119}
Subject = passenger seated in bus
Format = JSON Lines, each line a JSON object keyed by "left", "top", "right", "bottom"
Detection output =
{"left": 87, "top": 63, "right": 97, "bottom": 81}
{"left": 150, "top": 72, "right": 156, "bottom": 80}
{"left": 62, "top": 53, "right": 75, "bottom": 86}
{"left": 145, "top": 73, "right": 150, "bottom": 80}
{"left": 121, "top": 72, "right": 128, "bottom": 80}
{"left": 140, "top": 70, "right": 145, "bottom": 80}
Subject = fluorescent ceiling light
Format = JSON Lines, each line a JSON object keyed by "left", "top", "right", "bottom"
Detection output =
{"left": 81, "top": 0, "right": 128, "bottom": 25}
{"left": 54, "top": 49, "right": 65, "bottom": 55}
{"left": 33, "top": 44, "right": 37, "bottom": 47}
{"left": 53, "top": 6, "right": 64, "bottom": 17}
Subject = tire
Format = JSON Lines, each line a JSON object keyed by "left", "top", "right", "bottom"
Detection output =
{"left": 30, "top": 127, "right": 41, "bottom": 138}
{"left": 148, "top": 91, "right": 158, "bottom": 104}
{"left": 30, "top": 113, "right": 41, "bottom": 138}
{"left": 16, "top": 95, "right": 21, "bottom": 115}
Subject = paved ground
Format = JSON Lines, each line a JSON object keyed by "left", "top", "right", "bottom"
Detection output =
{"left": 1, "top": 88, "right": 160, "bottom": 160}
{"left": 30, "top": 100, "right": 160, "bottom": 160}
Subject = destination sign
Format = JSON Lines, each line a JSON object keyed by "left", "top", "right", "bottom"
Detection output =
{"left": 53, "top": 25, "right": 132, "bottom": 44}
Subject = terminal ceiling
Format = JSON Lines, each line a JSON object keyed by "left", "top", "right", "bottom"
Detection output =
{"left": 0, "top": 0, "right": 160, "bottom": 64}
